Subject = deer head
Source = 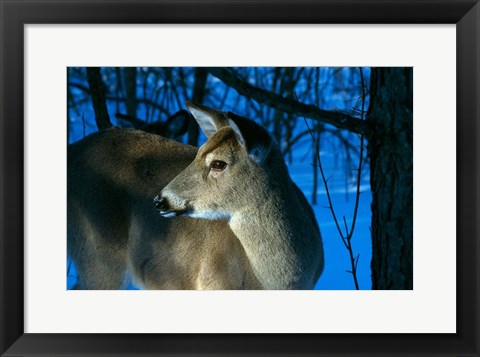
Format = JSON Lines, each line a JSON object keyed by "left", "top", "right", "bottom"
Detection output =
{"left": 154, "top": 102, "right": 281, "bottom": 220}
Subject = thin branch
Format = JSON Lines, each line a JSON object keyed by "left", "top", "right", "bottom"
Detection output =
{"left": 303, "top": 117, "right": 348, "bottom": 250}
{"left": 206, "top": 67, "right": 368, "bottom": 135}
{"left": 343, "top": 216, "right": 350, "bottom": 237}
{"left": 346, "top": 240, "right": 360, "bottom": 290}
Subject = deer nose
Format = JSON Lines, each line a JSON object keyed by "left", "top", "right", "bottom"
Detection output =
{"left": 153, "top": 195, "right": 169, "bottom": 211}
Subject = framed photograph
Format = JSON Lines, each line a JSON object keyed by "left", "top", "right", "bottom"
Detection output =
{"left": 1, "top": 1, "right": 479, "bottom": 356}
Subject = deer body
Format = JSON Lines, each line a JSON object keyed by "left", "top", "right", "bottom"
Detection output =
{"left": 68, "top": 103, "right": 323, "bottom": 290}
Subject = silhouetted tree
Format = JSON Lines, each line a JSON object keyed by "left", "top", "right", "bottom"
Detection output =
{"left": 367, "top": 68, "right": 413, "bottom": 289}
{"left": 86, "top": 67, "right": 112, "bottom": 130}
{"left": 124, "top": 67, "right": 137, "bottom": 119}
{"left": 188, "top": 68, "right": 208, "bottom": 145}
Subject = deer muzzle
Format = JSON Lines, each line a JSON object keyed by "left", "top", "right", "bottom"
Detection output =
{"left": 153, "top": 194, "right": 191, "bottom": 218}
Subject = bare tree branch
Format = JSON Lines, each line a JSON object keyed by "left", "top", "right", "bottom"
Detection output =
{"left": 206, "top": 67, "right": 368, "bottom": 135}
{"left": 68, "top": 82, "right": 170, "bottom": 117}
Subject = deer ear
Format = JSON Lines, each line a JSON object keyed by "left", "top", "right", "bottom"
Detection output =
{"left": 162, "top": 110, "right": 190, "bottom": 139}
{"left": 186, "top": 101, "right": 227, "bottom": 137}
{"left": 227, "top": 117, "right": 271, "bottom": 164}
{"left": 227, "top": 119, "right": 247, "bottom": 150}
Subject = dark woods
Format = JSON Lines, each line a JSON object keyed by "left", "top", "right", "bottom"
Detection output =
{"left": 68, "top": 67, "right": 413, "bottom": 289}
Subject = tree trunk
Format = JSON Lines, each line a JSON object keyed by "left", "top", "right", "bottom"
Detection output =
{"left": 367, "top": 68, "right": 413, "bottom": 289}
{"left": 188, "top": 68, "right": 208, "bottom": 146}
{"left": 86, "top": 67, "right": 112, "bottom": 130}
{"left": 115, "top": 67, "right": 123, "bottom": 113}
{"left": 124, "top": 67, "right": 137, "bottom": 119}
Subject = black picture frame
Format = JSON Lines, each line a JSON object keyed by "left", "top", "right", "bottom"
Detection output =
{"left": 1, "top": 1, "right": 479, "bottom": 356}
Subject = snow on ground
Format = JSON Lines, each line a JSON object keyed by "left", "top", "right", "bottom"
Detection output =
{"left": 287, "top": 159, "right": 372, "bottom": 290}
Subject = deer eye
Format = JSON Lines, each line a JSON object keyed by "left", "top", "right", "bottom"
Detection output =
{"left": 209, "top": 160, "right": 227, "bottom": 171}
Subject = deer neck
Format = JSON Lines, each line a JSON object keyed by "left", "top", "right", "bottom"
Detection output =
{"left": 228, "top": 185, "right": 314, "bottom": 290}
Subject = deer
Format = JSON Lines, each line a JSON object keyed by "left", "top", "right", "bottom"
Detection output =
{"left": 67, "top": 102, "right": 324, "bottom": 290}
